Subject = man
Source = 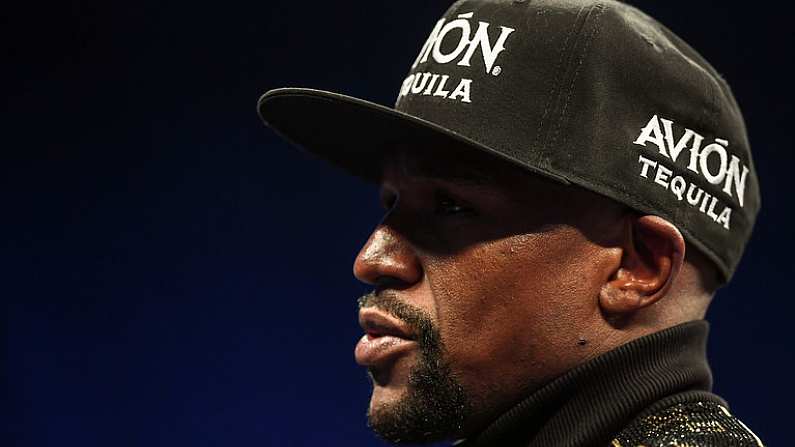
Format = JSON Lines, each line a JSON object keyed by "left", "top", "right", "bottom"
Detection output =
{"left": 258, "top": 0, "right": 763, "bottom": 445}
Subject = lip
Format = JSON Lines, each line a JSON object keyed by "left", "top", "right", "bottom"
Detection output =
{"left": 355, "top": 308, "right": 417, "bottom": 366}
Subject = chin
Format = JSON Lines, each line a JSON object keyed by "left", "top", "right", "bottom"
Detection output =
{"left": 364, "top": 364, "right": 471, "bottom": 444}
{"left": 368, "top": 381, "right": 408, "bottom": 413}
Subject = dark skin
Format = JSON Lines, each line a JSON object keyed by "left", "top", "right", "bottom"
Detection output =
{"left": 353, "top": 143, "right": 717, "bottom": 441}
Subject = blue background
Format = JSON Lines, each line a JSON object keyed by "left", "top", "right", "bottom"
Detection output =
{"left": 5, "top": 1, "right": 793, "bottom": 446}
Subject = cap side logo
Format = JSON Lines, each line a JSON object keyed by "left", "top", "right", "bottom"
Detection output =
{"left": 397, "top": 12, "right": 515, "bottom": 104}
{"left": 633, "top": 114, "right": 751, "bottom": 231}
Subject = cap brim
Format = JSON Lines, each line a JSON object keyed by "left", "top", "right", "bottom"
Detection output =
{"left": 257, "top": 87, "right": 569, "bottom": 185}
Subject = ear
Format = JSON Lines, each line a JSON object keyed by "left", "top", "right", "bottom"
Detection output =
{"left": 599, "top": 215, "right": 685, "bottom": 315}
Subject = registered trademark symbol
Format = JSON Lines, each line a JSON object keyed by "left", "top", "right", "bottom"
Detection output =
{"left": 492, "top": 66, "right": 502, "bottom": 76}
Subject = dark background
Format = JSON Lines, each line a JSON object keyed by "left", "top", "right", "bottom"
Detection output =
{"left": 5, "top": 1, "right": 793, "bottom": 446}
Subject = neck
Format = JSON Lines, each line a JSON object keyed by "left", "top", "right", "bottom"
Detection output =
{"left": 458, "top": 320, "right": 722, "bottom": 447}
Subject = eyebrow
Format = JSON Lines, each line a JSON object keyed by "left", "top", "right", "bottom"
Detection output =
{"left": 411, "top": 166, "right": 497, "bottom": 187}
{"left": 388, "top": 151, "right": 499, "bottom": 188}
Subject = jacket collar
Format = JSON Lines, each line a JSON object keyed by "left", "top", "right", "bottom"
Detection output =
{"left": 457, "top": 320, "right": 722, "bottom": 447}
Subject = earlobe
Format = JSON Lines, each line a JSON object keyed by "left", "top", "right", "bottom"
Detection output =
{"left": 599, "top": 215, "right": 685, "bottom": 316}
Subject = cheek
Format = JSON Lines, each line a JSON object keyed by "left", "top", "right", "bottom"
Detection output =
{"left": 423, "top": 230, "right": 604, "bottom": 390}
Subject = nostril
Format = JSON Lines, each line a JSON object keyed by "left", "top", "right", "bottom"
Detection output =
{"left": 375, "top": 276, "right": 395, "bottom": 291}
{"left": 375, "top": 276, "right": 411, "bottom": 292}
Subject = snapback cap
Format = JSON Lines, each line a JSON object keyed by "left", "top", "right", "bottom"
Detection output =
{"left": 258, "top": 0, "right": 761, "bottom": 283}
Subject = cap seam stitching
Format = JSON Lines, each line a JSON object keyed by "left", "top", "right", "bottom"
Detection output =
{"left": 548, "top": 2, "right": 607, "bottom": 153}
{"left": 531, "top": 5, "right": 589, "bottom": 163}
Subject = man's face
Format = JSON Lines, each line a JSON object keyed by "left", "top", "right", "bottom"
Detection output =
{"left": 353, "top": 144, "right": 623, "bottom": 443}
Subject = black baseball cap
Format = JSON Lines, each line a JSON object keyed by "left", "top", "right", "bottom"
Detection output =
{"left": 257, "top": 0, "right": 761, "bottom": 283}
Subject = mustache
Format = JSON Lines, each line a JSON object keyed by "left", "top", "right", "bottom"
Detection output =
{"left": 358, "top": 291, "right": 441, "bottom": 355}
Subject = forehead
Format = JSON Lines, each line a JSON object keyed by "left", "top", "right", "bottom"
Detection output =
{"left": 376, "top": 143, "right": 599, "bottom": 218}
{"left": 380, "top": 143, "right": 517, "bottom": 188}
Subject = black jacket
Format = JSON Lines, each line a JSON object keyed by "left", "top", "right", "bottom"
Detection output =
{"left": 456, "top": 321, "right": 764, "bottom": 446}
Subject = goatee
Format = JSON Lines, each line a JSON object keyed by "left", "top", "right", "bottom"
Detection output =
{"left": 358, "top": 291, "right": 471, "bottom": 444}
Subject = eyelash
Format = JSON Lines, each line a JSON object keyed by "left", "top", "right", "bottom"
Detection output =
{"left": 381, "top": 193, "right": 397, "bottom": 211}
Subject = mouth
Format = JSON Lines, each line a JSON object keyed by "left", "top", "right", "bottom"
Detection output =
{"left": 355, "top": 308, "right": 417, "bottom": 367}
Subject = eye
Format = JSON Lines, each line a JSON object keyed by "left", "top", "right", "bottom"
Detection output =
{"left": 434, "top": 191, "right": 476, "bottom": 217}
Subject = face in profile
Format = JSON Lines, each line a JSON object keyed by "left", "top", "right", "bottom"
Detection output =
{"left": 352, "top": 144, "right": 624, "bottom": 443}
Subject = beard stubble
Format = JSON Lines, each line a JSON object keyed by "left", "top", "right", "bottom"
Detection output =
{"left": 358, "top": 291, "right": 472, "bottom": 444}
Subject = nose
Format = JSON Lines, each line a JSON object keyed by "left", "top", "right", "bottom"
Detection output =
{"left": 353, "top": 222, "right": 423, "bottom": 290}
